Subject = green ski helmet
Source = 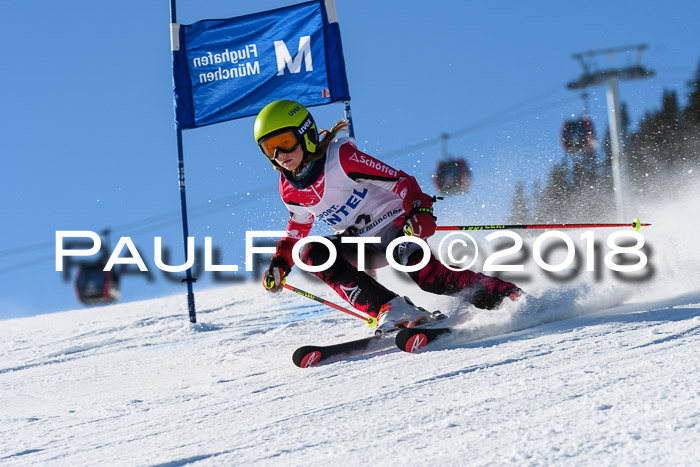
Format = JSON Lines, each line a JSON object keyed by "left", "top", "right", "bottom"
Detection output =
{"left": 254, "top": 100, "right": 318, "bottom": 166}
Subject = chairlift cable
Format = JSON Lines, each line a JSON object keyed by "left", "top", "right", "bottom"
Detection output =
{"left": 381, "top": 93, "right": 580, "bottom": 158}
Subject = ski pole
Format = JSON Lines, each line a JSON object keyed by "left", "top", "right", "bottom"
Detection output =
{"left": 283, "top": 283, "right": 378, "bottom": 327}
{"left": 437, "top": 218, "right": 650, "bottom": 232}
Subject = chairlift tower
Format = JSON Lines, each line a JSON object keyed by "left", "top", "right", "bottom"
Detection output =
{"left": 567, "top": 44, "right": 655, "bottom": 219}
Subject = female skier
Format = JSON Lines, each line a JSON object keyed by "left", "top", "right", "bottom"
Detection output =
{"left": 255, "top": 100, "right": 522, "bottom": 330}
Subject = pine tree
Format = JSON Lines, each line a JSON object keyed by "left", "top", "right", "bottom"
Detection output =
{"left": 658, "top": 89, "right": 681, "bottom": 168}
{"left": 507, "top": 182, "right": 529, "bottom": 224}
{"left": 627, "top": 90, "right": 680, "bottom": 179}
{"left": 534, "top": 163, "right": 570, "bottom": 222}
{"left": 620, "top": 101, "right": 631, "bottom": 139}
{"left": 681, "top": 60, "right": 700, "bottom": 165}
{"left": 683, "top": 59, "right": 700, "bottom": 127}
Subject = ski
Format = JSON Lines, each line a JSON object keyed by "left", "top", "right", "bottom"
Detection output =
{"left": 292, "top": 310, "right": 450, "bottom": 367}
{"left": 292, "top": 331, "right": 396, "bottom": 368}
{"left": 395, "top": 327, "right": 453, "bottom": 353}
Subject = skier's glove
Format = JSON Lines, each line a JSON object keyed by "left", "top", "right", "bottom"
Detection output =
{"left": 262, "top": 256, "right": 291, "bottom": 293}
{"left": 262, "top": 238, "right": 295, "bottom": 293}
{"left": 402, "top": 192, "right": 437, "bottom": 238}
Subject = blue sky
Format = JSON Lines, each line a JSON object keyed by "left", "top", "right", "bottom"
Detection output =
{"left": 1, "top": 0, "right": 698, "bottom": 319}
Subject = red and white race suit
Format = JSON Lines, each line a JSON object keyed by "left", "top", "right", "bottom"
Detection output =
{"left": 280, "top": 137, "right": 420, "bottom": 241}
{"left": 273, "top": 137, "right": 521, "bottom": 315}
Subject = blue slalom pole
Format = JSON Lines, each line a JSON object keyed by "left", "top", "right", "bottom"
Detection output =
{"left": 170, "top": 0, "right": 197, "bottom": 323}
{"left": 343, "top": 100, "right": 355, "bottom": 138}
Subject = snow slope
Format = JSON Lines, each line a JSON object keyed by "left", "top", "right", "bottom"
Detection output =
{"left": 2, "top": 187, "right": 699, "bottom": 466}
{"left": 1, "top": 274, "right": 698, "bottom": 466}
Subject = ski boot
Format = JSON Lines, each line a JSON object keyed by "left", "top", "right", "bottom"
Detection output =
{"left": 376, "top": 296, "right": 444, "bottom": 332}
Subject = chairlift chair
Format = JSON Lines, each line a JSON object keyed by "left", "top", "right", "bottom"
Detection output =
{"left": 433, "top": 157, "right": 471, "bottom": 195}
{"left": 75, "top": 263, "right": 120, "bottom": 305}
{"left": 561, "top": 117, "right": 596, "bottom": 154}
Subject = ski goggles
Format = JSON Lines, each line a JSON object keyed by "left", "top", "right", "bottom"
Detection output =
{"left": 258, "top": 130, "right": 300, "bottom": 160}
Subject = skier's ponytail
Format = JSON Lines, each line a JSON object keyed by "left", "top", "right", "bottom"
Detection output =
{"left": 307, "top": 120, "right": 350, "bottom": 162}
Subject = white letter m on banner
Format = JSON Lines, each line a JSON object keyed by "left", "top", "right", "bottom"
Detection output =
{"left": 274, "top": 35, "right": 313, "bottom": 76}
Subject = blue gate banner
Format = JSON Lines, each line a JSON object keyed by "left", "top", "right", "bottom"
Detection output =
{"left": 172, "top": 0, "right": 351, "bottom": 129}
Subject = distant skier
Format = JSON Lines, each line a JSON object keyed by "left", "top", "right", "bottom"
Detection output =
{"left": 255, "top": 100, "right": 522, "bottom": 330}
